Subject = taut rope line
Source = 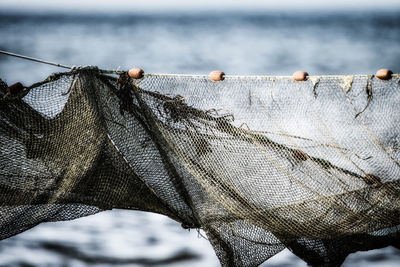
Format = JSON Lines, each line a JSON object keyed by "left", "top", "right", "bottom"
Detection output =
{"left": 0, "top": 50, "right": 72, "bottom": 70}
{"left": 0, "top": 50, "right": 125, "bottom": 75}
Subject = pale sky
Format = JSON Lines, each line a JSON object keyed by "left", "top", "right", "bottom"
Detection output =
{"left": 1, "top": 0, "right": 400, "bottom": 12}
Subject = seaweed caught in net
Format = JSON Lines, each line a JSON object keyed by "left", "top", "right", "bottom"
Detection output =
{"left": 1, "top": 68, "right": 400, "bottom": 266}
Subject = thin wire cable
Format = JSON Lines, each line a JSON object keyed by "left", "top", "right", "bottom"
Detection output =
{"left": 0, "top": 50, "right": 72, "bottom": 69}
{"left": 0, "top": 49, "right": 125, "bottom": 74}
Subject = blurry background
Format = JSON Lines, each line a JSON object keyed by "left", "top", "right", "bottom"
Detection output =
{"left": 1, "top": 1, "right": 400, "bottom": 266}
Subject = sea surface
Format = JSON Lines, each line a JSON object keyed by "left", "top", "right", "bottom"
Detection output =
{"left": 0, "top": 10, "right": 400, "bottom": 267}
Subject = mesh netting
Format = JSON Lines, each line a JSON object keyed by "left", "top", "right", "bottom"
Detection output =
{"left": 1, "top": 68, "right": 400, "bottom": 266}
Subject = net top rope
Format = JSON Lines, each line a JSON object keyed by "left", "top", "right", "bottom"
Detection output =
{"left": 1, "top": 49, "right": 397, "bottom": 80}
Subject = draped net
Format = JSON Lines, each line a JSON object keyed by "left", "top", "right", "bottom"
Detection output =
{"left": 1, "top": 68, "right": 400, "bottom": 266}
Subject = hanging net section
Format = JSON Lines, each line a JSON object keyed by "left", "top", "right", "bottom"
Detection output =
{"left": 1, "top": 67, "right": 400, "bottom": 267}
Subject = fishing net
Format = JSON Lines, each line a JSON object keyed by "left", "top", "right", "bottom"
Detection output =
{"left": 1, "top": 67, "right": 400, "bottom": 266}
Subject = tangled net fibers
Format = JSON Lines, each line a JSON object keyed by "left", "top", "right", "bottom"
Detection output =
{"left": 1, "top": 67, "right": 400, "bottom": 266}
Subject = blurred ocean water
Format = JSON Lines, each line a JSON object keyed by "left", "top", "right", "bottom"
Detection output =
{"left": 0, "top": 10, "right": 400, "bottom": 266}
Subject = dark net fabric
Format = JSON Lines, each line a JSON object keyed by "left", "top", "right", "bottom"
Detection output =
{"left": 1, "top": 68, "right": 400, "bottom": 266}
